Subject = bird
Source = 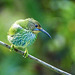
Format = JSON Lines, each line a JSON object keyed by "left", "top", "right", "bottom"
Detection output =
{"left": 7, "top": 18, "right": 51, "bottom": 58}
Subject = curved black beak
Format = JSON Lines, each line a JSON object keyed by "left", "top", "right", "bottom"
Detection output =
{"left": 39, "top": 28, "right": 52, "bottom": 39}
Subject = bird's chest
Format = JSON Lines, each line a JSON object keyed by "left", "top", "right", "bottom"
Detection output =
{"left": 9, "top": 31, "right": 36, "bottom": 48}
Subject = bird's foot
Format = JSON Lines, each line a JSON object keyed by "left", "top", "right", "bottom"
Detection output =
{"left": 10, "top": 44, "right": 14, "bottom": 51}
{"left": 23, "top": 49, "right": 28, "bottom": 58}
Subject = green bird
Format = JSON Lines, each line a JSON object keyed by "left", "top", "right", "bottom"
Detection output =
{"left": 7, "top": 18, "right": 51, "bottom": 57}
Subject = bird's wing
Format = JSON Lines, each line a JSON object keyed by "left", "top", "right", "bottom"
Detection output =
{"left": 8, "top": 23, "right": 23, "bottom": 35}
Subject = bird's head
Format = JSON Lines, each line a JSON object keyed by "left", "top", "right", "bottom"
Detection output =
{"left": 26, "top": 18, "right": 52, "bottom": 38}
{"left": 15, "top": 18, "right": 51, "bottom": 38}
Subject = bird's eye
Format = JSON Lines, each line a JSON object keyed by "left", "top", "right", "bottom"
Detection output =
{"left": 35, "top": 25, "right": 38, "bottom": 27}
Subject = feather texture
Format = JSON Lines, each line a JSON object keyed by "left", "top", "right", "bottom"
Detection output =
{"left": 8, "top": 29, "right": 37, "bottom": 48}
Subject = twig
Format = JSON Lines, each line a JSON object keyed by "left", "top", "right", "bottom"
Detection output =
{"left": 0, "top": 41, "right": 71, "bottom": 75}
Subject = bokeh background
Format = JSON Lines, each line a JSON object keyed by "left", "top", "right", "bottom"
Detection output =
{"left": 0, "top": 0, "right": 75, "bottom": 75}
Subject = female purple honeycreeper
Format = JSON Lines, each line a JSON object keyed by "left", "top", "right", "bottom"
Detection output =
{"left": 7, "top": 18, "right": 51, "bottom": 57}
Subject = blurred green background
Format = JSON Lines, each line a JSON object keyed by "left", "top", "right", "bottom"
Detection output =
{"left": 0, "top": 0, "right": 75, "bottom": 75}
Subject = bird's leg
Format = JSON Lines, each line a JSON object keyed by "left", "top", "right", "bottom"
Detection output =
{"left": 10, "top": 44, "right": 15, "bottom": 51}
{"left": 23, "top": 48, "right": 28, "bottom": 58}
